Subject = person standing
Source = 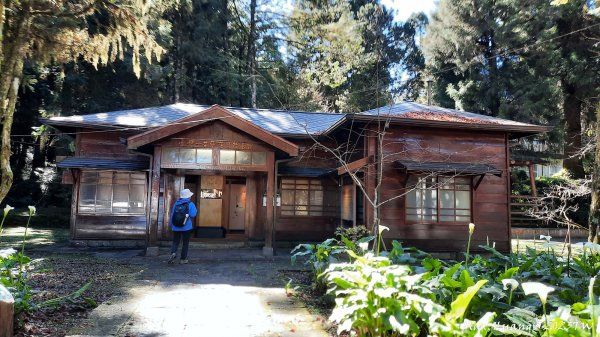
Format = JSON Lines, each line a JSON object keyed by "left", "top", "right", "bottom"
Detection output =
{"left": 169, "top": 188, "right": 197, "bottom": 264}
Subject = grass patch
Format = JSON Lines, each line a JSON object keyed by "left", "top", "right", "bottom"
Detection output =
{"left": 0, "top": 226, "right": 69, "bottom": 249}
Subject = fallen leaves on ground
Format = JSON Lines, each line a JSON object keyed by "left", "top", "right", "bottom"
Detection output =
{"left": 14, "top": 253, "right": 143, "bottom": 337}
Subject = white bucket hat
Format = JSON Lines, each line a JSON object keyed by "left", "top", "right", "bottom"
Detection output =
{"left": 180, "top": 188, "right": 194, "bottom": 199}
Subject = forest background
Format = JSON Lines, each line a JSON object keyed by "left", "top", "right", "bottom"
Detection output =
{"left": 1, "top": 0, "right": 599, "bottom": 232}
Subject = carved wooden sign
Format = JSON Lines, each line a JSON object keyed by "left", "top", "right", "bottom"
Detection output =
{"left": 160, "top": 163, "right": 268, "bottom": 171}
{"left": 163, "top": 139, "right": 265, "bottom": 151}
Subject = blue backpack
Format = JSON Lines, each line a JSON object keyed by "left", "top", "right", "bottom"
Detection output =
{"left": 172, "top": 201, "right": 190, "bottom": 227}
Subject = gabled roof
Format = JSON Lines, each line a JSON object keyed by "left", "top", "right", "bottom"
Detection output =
{"left": 44, "top": 103, "right": 344, "bottom": 136}
{"left": 349, "top": 102, "right": 550, "bottom": 134}
{"left": 127, "top": 105, "right": 299, "bottom": 156}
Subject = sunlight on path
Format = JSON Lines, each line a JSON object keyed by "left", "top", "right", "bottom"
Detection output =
{"left": 121, "top": 283, "right": 326, "bottom": 337}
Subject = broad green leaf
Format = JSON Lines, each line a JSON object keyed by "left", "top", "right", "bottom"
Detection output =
{"left": 445, "top": 279, "right": 488, "bottom": 322}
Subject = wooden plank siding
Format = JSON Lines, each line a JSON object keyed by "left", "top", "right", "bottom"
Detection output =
{"left": 374, "top": 127, "right": 510, "bottom": 253}
{"left": 71, "top": 130, "right": 149, "bottom": 241}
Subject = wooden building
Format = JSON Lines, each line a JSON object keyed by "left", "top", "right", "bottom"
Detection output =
{"left": 43, "top": 102, "right": 548, "bottom": 255}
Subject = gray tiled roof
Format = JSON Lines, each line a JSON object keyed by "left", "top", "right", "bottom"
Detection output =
{"left": 46, "top": 101, "right": 546, "bottom": 136}
{"left": 47, "top": 103, "right": 345, "bottom": 136}
{"left": 361, "top": 102, "right": 539, "bottom": 127}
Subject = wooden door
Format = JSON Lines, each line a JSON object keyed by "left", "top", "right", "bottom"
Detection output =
{"left": 198, "top": 176, "right": 224, "bottom": 227}
{"left": 228, "top": 183, "right": 246, "bottom": 231}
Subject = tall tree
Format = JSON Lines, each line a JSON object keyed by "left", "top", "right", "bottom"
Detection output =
{"left": 423, "top": 0, "right": 600, "bottom": 177}
{"left": 0, "top": 0, "right": 169, "bottom": 204}
{"left": 289, "top": 0, "right": 401, "bottom": 113}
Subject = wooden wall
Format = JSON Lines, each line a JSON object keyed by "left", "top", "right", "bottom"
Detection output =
{"left": 274, "top": 139, "right": 342, "bottom": 242}
{"left": 71, "top": 129, "right": 149, "bottom": 241}
{"left": 373, "top": 126, "right": 510, "bottom": 252}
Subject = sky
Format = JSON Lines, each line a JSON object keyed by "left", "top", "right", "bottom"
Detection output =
{"left": 381, "top": 0, "right": 437, "bottom": 22}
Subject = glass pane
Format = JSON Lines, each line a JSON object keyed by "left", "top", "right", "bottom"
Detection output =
{"left": 114, "top": 172, "right": 129, "bottom": 184}
{"left": 440, "top": 209, "right": 454, "bottom": 215}
{"left": 406, "top": 191, "right": 418, "bottom": 208}
{"left": 456, "top": 184, "right": 471, "bottom": 190}
{"left": 296, "top": 180, "right": 309, "bottom": 184}
{"left": 439, "top": 177, "right": 453, "bottom": 188}
{"left": 281, "top": 190, "right": 294, "bottom": 205}
{"left": 407, "top": 215, "right": 420, "bottom": 220}
{"left": 440, "top": 191, "right": 454, "bottom": 209}
{"left": 281, "top": 211, "right": 294, "bottom": 216}
{"left": 79, "top": 184, "right": 96, "bottom": 203}
{"left": 297, "top": 184, "right": 309, "bottom": 190}
{"left": 455, "top": 177, "right": 471, "bottom": 184}
{"left": 130, "top": 173, "right": 146, "bottom": 184}
{"left": 130, "top": 185, "right": 145, "bottom": 202}
{"left": 236, "top": 151, "right": 251, "bottom": 165}
{"left": 296, "top": 190, "right": 309, "bottom": 205}
{"left": 456, "top": 209, "right": 471, "bottom": 216}
{"left": 163, "top": 148, "right": 179, "bottom": 163}
{"left": 197, "top": 149, "right": 212, "bottom": 164}
{"left": 455, "top": 191, "right": 470, "bottom": 209}
{"left": 456, "top": 216, "right": 471, "bottom": 222}
{"left": 252, "top": 152, "right": 266, "bottom": 165}
{"left": 129, "top": 207, "right": 145, "bottom": 214}
{"left": 96, "top": 185, "right": 112, "bottom": 201}
{"left": 310, "top": 190, "right": 323, "bottom": 205}
{"left": 113, "top": 185, "right": 129, "bottom": 203}
{"left": 220, "top": 150, "right": 235, "bottom": 164}
{"left": 424, "top": 190, "right": 437, "bottom": 208}
{"left": 98, "top": 171, "right": 113, "bottom": 184}
{"left": 78, "top": 205, "right": 95, "bottom": 213}
{"left": 440, "top": 216, "right": 455, "bottom": 222}
{"left": 180, "top": 148, "right": 196, "bottom": 163}
{"left": 95, "top": 200, "right": 111, "bottom": 213}
{"left": 81, "top": 172, "right": 98, "bottom": 183}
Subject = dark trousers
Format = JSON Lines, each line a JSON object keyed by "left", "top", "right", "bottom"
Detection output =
{"left": 171, "top": 230, "right": 192, "bottom": 259}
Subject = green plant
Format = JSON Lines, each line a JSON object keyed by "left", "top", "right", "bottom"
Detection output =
{"left": 334, "top": 225, "right": 371, "bottom": 243}
{"left": 325, "top": 251, "right": 443, "bottom": 336}
{"left": 291, "top": 238, "right": 346, "bottom": 292}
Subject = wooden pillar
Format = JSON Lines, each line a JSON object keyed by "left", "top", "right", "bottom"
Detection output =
{"left": 148, "top": 146, "right": 162, "bottom": 248}
{"left": 505, "top": 133, "right": 512, "bottom": 253}
{"left": 69, "top": 170, "right": 79, "bottom": 240}
{"left": 528, "top": 163, "right": 538, "bottom": 197}
{"left": 264, "top": 152, "right": 275, "bottom": 256}
{"left": 0, "top": 285, "right": 13, "bottom": 337}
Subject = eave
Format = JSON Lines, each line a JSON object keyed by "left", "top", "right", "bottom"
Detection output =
{"left": 127, "top": 105, "right": 299, "bottom": 156}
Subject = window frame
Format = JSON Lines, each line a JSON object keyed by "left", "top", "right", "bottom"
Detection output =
{"left": 279, "top": 177, "right": 338, "bottom": 217}
{"left": 78, "top": 170, "right": 147, "bottom": 216}
{"left": 405, "top": 175, "right": 472, "bottom": 224}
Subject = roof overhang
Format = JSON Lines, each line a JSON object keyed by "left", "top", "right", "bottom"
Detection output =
{"left": 127, "top": 105, "right": 299, "bottom": 156}
{"left": 395, "top": 160, "right": 502, "bottom": 177}
{"left": 278, "top": 166, "right": 335, "bottom": 177}
{"left": 57, "top": 157, "right": 150, "bottom": 170}
{"left": 322, "top": 114, "right": 551, "bottom": 137}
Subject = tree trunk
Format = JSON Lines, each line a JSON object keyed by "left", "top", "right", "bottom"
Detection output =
{"left": 563, "top": 84, "right": 585, "bottom": 178}
{"left": 0, "top": 4, "right": 31, "bottom": 204}
{"left": 247, "top": 0, "right": 257, "bottom": 108}
{"left": 589, "top": 111, "right": 600, "bottom": 242}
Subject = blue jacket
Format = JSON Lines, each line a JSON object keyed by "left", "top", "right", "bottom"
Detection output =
{"left": 170, "top": 198, "right": 197, "bottom": 232}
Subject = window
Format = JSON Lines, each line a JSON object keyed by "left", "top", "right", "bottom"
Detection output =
{"left": 219, "top": 149, "right": 267, "bottom": 165}
{"left": 78, "top": 171, "right": 146, "bottom": 214}
{"left": 162, "top": 148, "right": 214, "bottom": 165}
{"left": 406, "top": 176, "right": 471, "bottom": 223}
{"left": 280, "top": 178, "right": 338, "bottom": 216}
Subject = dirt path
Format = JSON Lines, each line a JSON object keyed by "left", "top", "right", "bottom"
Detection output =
{"left": 67, "top": 249, "right": 329, "bottom": 337}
